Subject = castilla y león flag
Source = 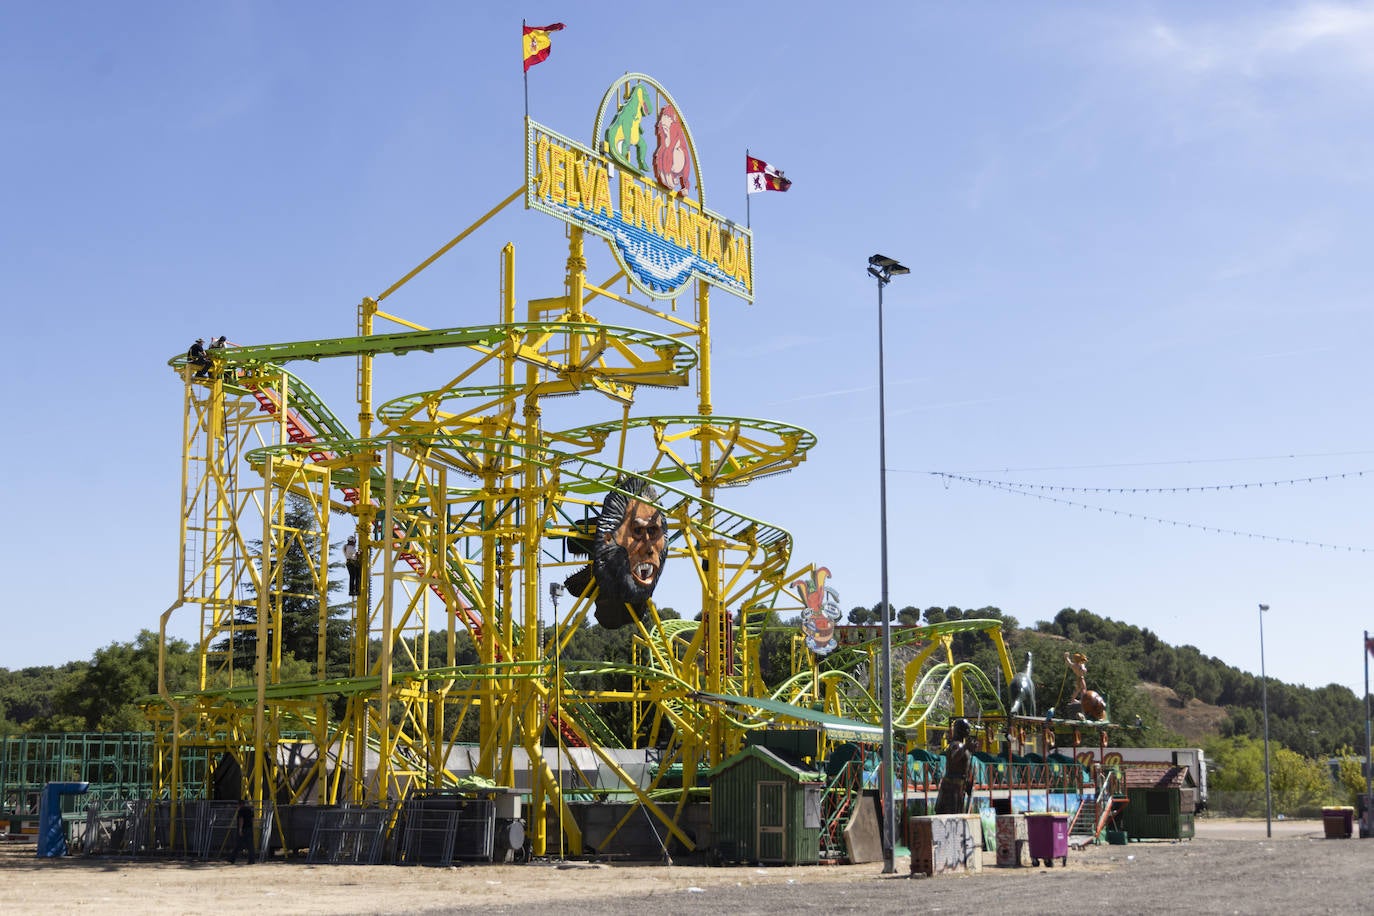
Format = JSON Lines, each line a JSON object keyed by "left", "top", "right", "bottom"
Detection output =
{"left": 747, "top": 156, "right": 792, "bottom": 193}
{"left": 522, "top": 22, "right": 565, "bottom": 71}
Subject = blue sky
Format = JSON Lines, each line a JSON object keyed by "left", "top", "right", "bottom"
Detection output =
{"left": 3, "top": 3, "right": 1373, "bottom": 699}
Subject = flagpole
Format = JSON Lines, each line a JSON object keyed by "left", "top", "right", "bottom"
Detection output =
{"left": 522, "top": 19, "right": 530, "bottom": 121}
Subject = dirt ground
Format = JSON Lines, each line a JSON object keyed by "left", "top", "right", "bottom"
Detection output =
{"left": 3, "top": 819, "right": 1370, "bottom": 915}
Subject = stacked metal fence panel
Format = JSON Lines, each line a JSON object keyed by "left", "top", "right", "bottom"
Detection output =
{"left": 400, "top": 807, "right": 459, "bottom": 865}
{"left": 399, "top": 791, "right": 496, "bottom": 863}
{"left": 307, "top": 805, "right": 393, "bottom": 865}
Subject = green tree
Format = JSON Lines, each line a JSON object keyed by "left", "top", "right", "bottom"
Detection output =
{"left": 1332, "top": 750, "right": 1369, "bottom": 806}
{"left": 0, "top": 662, "right": 85, "bottom": 730}
{"left": 1204, "top": 735, "right": 1267, "bottom": 816}
{"left": 39, "top": 631, "right": 196, "bottom": 732}
{"left": 560, "top": 620, "right": 639, "bottom": 745}
{"left": 220, "top": 495, "right": 351, "bottom": 675}
{"left": 1270, "top": 746, "right": 1332, "bottom": 817}
{"left": 869, "top": 602, "right": 895, "bottom": 623}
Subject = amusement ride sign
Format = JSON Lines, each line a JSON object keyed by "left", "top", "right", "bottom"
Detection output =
{"left": 525, "top": 73, "right": 753, "bottom": 302}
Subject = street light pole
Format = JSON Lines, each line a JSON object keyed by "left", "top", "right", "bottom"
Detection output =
{"left": 868, "top": 254, "right": 909, "bottom": 874}
{"left": 550, "top": 581, "right": 566, "bottom": 858}
{"left": 1365, "top": 629, "right": 1372, "bottom": 836}
{"left": 1259, "top": 603, "right": 1272, "bottom": 838}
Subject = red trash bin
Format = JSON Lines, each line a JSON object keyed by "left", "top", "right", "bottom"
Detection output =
{"left": 1025, "top": 813, "right": 1069, "bottom": 867}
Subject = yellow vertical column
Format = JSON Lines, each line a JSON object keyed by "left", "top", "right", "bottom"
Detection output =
{"left": 521, "top": 392, "right": 544, "bottom": 855}
{"left": 350, "top": 297, "right": 377, "bottom": 803}
{"left": 206, "top": 372, "right": 231, "bottom": 686}
{"left": 423, "top": 463, "right": 445, "bottom": 786}
{"left": 377, "top": 444, "right": 397, "bottom": 801}
{"left": 567, "top": 228, "right": 585, "bottom": 321}
{"left": 478, "top": 472, "right": 499, "bottom": 777}
{"left": 253, "top": 454, "right": 273, "bottom": 804}
{"left": 478, "top": 247, "right": 518, "bottom": 780}
{"left": 694, "top": 279, "right": 727, "bottom": 767}
{"left": 167, "top": 370, "right": 199, "bottom": 832}
{"left": 523, "top": 231, "right": 561, "bottom": 856}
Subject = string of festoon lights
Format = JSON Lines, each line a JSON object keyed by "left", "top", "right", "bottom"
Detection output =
{"left": 922, "top": 469, "right": 1373, "bottom": 553}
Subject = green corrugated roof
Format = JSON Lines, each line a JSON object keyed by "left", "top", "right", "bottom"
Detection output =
{"left": 709, "top": 744, "right": 826, "bottom": 781}
{"left": 694, "top": 691, "right": 883, "bottom": 742}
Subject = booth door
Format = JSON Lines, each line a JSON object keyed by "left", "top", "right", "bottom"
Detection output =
{"left": 757, "top": 781, "right": 785, "bottom": 863}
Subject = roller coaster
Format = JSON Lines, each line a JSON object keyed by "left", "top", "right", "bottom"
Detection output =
{"left": 151, "top": 73, "right": 1029, "bottom": 860}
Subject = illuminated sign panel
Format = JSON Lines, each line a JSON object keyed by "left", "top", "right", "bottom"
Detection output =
{"left": 525, "top": 74, "right": 753, "bottom": 302}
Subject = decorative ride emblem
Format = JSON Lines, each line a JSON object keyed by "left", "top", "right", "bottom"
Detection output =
{"left": 794, "top": 567, "right": 842, "bottom": 656}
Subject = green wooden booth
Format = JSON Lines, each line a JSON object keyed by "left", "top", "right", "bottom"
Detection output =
{"left": 709, "top": 745, "right": 826, "bottom": 865}
{"left": 1118, "top": 765, "right": 1196, "bottom": 841}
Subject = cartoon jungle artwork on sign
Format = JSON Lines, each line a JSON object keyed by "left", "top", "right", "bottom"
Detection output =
{"left": 793, "top": 566, "right": 842, "bottom": 656}
{"left": 525, "top": 73, "right": 753, "bottom": 301}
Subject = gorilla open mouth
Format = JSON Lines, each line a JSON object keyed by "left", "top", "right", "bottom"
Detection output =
{"left": 632, "top": 562, "right": 658, "bottom": 586}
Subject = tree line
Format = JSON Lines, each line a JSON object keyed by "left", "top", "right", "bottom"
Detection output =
{"left": 6, "top": 603, "right": 1368, "bottom": 756}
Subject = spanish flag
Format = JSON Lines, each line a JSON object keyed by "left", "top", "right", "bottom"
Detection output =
{"left": 523, "top": 22, "right": 564, "bottom": 72}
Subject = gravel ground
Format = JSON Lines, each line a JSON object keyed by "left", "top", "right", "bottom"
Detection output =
{"left": 3, "top": 818, "right": 1370, "bottom": 915}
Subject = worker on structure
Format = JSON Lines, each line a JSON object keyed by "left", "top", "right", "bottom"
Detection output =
{"left": 344, "top": 535, "right": 361, "bottom": 597}
{"left": 205, "top": 335, "right": 229, "bottom": 379}
{"left": 187, "top": 338, "right": 211, "bottom": 378}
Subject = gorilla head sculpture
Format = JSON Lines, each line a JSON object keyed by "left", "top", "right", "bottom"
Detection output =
{"left": 564, "top": 476, "right": 667, "bottom": 629}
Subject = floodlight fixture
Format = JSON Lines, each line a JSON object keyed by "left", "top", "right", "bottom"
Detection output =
{"left": 868, "top": 254, "right": 910, "bottom": 286}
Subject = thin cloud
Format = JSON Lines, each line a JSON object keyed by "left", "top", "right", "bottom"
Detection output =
{"left": 1212, "top": 219, "right": 1332, "bottom": 281}
{"left": 1132, "top": 3, "right": 1374, "bottom": 80}
{"left": 890, "top": 394, "right": 1016, "bottom": 417}
{"left": 763, "top": 383, "right": 875, "bottom": 407}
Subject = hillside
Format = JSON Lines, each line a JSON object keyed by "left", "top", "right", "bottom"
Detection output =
{"left": 1016, "top": 606, "right": 1368, "bottom": 757}
{"left": 1138, "top": 681, "right": 1229, "bottom": 744}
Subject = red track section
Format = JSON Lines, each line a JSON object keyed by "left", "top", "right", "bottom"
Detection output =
{"left": 247, "top": 384, "right": 475, "bottom": 629}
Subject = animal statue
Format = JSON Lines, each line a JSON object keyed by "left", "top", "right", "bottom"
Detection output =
{"left": 652, "top": 104, "right": 691, "bottom": 193}
{"left": 1008, "top": 651, "right": 1036, "bottom": 717}
{"left": 1079, "top": 689, "right": 1107, "bottom": 721}
{"left": 563, "top": 475, "right": 667, "bottom": 629}
{"left": 602, "top": 84, "right": 651, "bottom": 174}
